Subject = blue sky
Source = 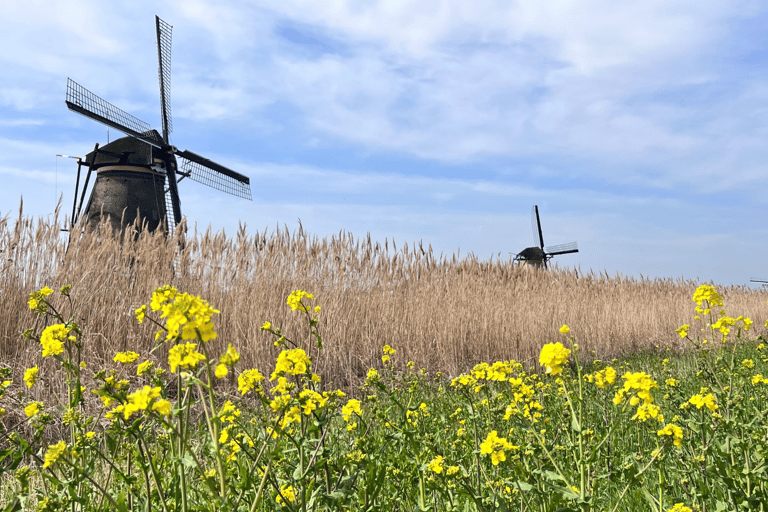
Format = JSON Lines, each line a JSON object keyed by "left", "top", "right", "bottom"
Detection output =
{"left": 2, "top": 0, "right": 767, "bottom": 287}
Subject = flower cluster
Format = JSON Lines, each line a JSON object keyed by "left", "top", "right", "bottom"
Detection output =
{"left": 480, "top": 430, "right": 517, "bottom": 465}
{"left": 539, "top": 342, "right": 571, "bottom": 376}
{"left": 141, "top": 285, "right": 220, "bottom": 343}
{"left": 286, "top": 290, "right": 314, "bottom": 312}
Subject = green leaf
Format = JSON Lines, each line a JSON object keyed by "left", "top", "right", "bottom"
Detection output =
{"left": 571, "top": 415, "right": 581, "bottom": 433}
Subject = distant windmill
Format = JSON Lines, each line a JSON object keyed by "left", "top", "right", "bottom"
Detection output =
{"left": 751, "top": 278, "right": 768, "bottom": 288}
{"left": 65, "top": 15, "right": 252, "bottom": 236}
{"left": 514, "top": 205, "right": 579, "bottom": 269}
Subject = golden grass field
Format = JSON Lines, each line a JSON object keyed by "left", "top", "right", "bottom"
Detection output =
{"left": 2, "top": 205, "right": 767, "bottom": 396}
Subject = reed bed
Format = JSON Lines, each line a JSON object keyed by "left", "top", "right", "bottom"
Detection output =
{"left": 2, "top": 203, "right": 767, "bottom": 396}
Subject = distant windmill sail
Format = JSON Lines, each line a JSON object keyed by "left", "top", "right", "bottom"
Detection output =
{"left": 65, "top": 15, "right": 252, "bottom": 237}
{"left": 515, "top": 205, "right": 579, "bottom": 269}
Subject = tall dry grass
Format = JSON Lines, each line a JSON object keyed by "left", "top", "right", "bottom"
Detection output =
{"left": 2, "top": 203, "right": 767, "bottom": 395}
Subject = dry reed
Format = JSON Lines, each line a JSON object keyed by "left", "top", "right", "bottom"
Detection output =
{"left": 2, "top": 202, "right": 767, "bottom": 398}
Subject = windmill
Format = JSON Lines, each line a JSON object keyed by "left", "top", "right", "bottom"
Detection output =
{"left": 65, "top": 15, "right": 252, "bottom": 237}
{"left": 514, "top": 205, "right": 578, "bottom": 269}
{"left": 751, "top": 278, "right": 768, "bottom": 288}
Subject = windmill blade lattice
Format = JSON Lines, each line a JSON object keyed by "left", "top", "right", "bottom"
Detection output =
{"left": 66, "top": 79, "right": 163, "bottom": 147}
{"left": 531, "top": 205, "right": 543, "bottom": 249}
{"left": 156, "top": 15, "right": 173, "bottom": 141}
{"left": 545, "top": 242, "right": 578, "bottom": 255}
{"left": 179, "top": 153, "right": 252, "bottom": 200}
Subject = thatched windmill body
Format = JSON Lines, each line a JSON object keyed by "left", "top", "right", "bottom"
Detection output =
{"left": 65, "top": 15, "right": 252, "bottom": 236}
{"left": 515, "top": 205, "right": 579, "bottom": 269}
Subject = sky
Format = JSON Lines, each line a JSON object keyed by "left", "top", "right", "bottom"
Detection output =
{"left": 1, "top": 0, "right": 767, "bottom": 288}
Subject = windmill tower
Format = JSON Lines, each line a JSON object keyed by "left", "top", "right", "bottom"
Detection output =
{"left": 515, "top": 205, "right": 579, "bottom": 269}
{"left": 65, "top": 15, "right": 252, "bottom": 236}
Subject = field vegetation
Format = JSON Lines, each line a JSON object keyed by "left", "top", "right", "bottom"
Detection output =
{"left": 2, "top": 207, "right": 767, "bottom": 396}
{"left": 2, "top": 207, "right": 768, "bottom": 511}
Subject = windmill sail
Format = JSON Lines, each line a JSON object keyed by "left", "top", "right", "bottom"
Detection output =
{"left": 545, "top": 242, "right": 578, "bottom": 255}
{"left": 178, "top": 152, "right": 252, "bottom": 200}
{"left": 156, "top": 15, "right": 172, "bottom": 142}
{"left": 66, "top": 79, "right": 164, "bottom": 147}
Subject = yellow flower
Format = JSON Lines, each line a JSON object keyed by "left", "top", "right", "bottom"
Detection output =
{"left": 40, "top": 324, "right": 69, "bottom": 357}
{"left": 219, "top": 344, "right": 240, "bottom": 367}
{"left": 427, "top": 455, "right": 445, "bottom": 474}
{"left": 123, "top": 386, "right": 163, "bottom": 419}
{"left": 286, "top": 290, "right": 314, "bottom": 312}
{"left": 28, "top": 286, "right": 54, "bottom": 313}
{"left": 675, "top": 324, "right": 689, "bottom": 338}
{"left": 688, "top": 393, "right": 718, "bottom": 413}
{"left": 539, "top": 342, "right": 571, "bottom": 376}
{"left": 134, "top": 304, "right": 147, "bottom": 323}
{"left": 24, "top": 402, "right": 41, "bottom": 417}
{"left": 342, "top": 399, "right": 362, "bottom": 422}
{"left": 271, "top": 348, "right": 311, "bottom": 378}
{"left": 238, "top": 368, "right": 265, "bottom": 395}
{"left": 261, "top": 321, "right": 271, "bottom": 331}
{"left": 657, "top": 423, "right": 683, "bottom": 448}
{"left": 113, "top": 351, "right": 140, "bottom": 364}
{"left": 137, "top": 360, "right": 155, "bottom": 376}
{"left": 365, "top": 367, "right": 380, "bottom": 386}
{"left": 559, "top": 324, "right": 570, "bottom": 334}
{"left": 480, "top": 430, "right": 516, "bottom": 465}
{"left": 667, "top": 503, "right": 692, "bottom": 512}
{"left": 42, "top": 440, "right": 67, "bottom": 468}
{"left": 631, "top": 403, "right": 664, "bottom": 423}
{"left": 148, "top": 287, "right": 219, "bottom": 342}
{"left": 692, "top": 284, "right": 724, "bottom": 307}
{"left": 593, "top": 367, "right": 617, "bottom": 388}
{"left": 215, "top": 364, "right": 228, "bottom": 379}
{"left": 24, "top": 366, "right": 39, "bottom": 388}
{"left": 152, "top": 399, "right": 172, "bottom": 416}
{"left": 276, "top": 484, "right": 296, "bottom": 505}
{"left": 167, "top": 343, "right": 206, "bottom": 373}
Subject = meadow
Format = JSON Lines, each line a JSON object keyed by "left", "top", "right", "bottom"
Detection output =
{"left": 2, "top": 208, "right": 768, "bottom": 511}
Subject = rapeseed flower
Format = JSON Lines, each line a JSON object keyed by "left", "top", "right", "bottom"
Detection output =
{"left": 215, "top": 364, "right": 228, "bottom": 378}
{"left": 593, "top": 367, "right": 617, "bottom": 388}
{"left": 539, "top": 342, "right": 571, "bottom": 376}
{"left": 123, "top": 385, "right": 166, "bottom": 419}
{"left": 42, "top": 440, "right": 67, "bottom": 468}
{"left": 24, "top": 402, "right": 41, "bottom": 417}
{"left": 631, "top": 403, "right": 664, "bottom": 423}
{"left": 692, "top": 284, "right": 724, "bottom": 308}
{"left": 40, "top": 324, "right": 69, "bottom": 357}
{"left": 113, "top": 351, "right": 140, "bottom": 364}
{"left": 427, "top": 455, "right": 445, "bottom": 474}
{"left": 219, "top": 344, "right": 240, "bottom": 367}
{"left": 688, "top": 393, "right": 718, "bottom": 413}
{"left": 480, "top": 430, "right": 516, "bottom": 465}
{"left": 342, "top": 399, "right": 362, "bottom": 422}
{"left": 167, "top": 343, "right": 206, "bottom": 373}
{"left": 667, "top": 504, "right": 692, "bottom": 512}
{"left": 28, "top": 286, "right": 54, "bottom": 314}
{"left": 276, "top": 484, "right": 296, "bottom": 505}
{"left": 271, "top": 348, "right": 311, "bottom": 378}
{"left": 24, "top": 366, "right": 38, "bottom": 388}
{"left": 136, "top": 360, "right": 155, "bottom": 376}
{"left": 657, "top": 423, "right": 683, "bottom": 448}
{"left": 286, "top": 290, "right": 314, "bottom": 312}
{"left": 238, "top": 368, "right": 265, "bottom": 395}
